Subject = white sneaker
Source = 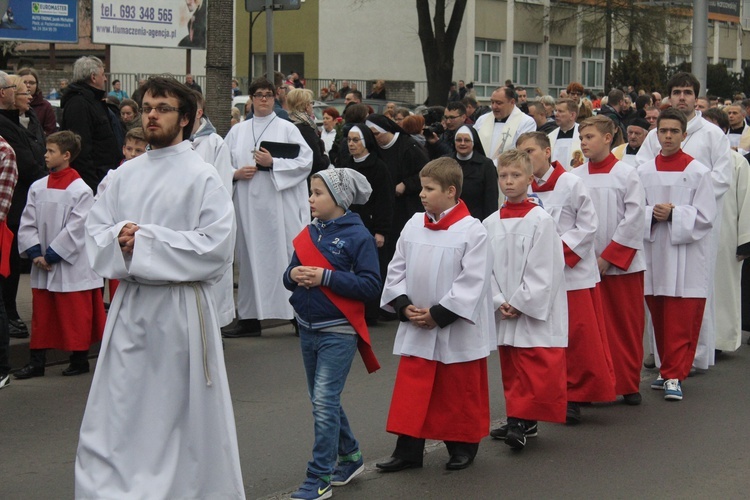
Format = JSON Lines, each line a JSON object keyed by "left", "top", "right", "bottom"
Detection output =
{"left": 664, "top": 379, "right": 682, "bottom": 401}
{"left": 0, "top": 373, "right": 9, "bottom": 390}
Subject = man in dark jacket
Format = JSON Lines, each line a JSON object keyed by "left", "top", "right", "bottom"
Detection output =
{"left": 61, "top": 56, "right": 123, "bottom": 191}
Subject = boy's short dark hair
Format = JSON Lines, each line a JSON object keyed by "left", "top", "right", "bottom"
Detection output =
{"left": 517, "top": 131, "right": 551, "bottom": 150}
{"left": 47, "top": 131, "right": 82, "bottom": 162}
{"left": 497, "top": 149, "right": 533, "bottom": 176}
{"left": 657, "top": 107, "right": 688, "bottom": 133}
{"left": 125, "top": 127, "right": 147, "bottom": 144}
{"left": 248, "top": 77, "right": 276, "bottom": 97}
{"left": 139, "top": 76, "right": 198, "bottom": 141}
{"left": 420, "top": 157, "right": 463, "bottom": 200}
{"left": 666, "top": 72, "right": 700, "bottom": 98}
{"left": 579, "top": 115, "right": 616, "bottom": 138}
{"left": 446, "top": 101, "right": 466, "bottom": 115}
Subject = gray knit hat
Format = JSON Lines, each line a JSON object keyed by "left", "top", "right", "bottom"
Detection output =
{"left": 314, "top": 167, "right": 373, "bottom": 210}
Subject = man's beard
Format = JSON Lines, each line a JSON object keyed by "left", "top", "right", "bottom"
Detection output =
{"left": 144, "top": 121, "right": 183, "bottom": 148}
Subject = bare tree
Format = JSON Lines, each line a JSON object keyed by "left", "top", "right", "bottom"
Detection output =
{"left": 205, "top": 0, "right": 233, "bottom": 136}
{"left": 417, "top": 0, "right": 467, "bottom": 105}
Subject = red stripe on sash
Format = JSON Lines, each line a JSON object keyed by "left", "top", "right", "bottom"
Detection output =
{"left": 293, "top": 227, "right": 380, "bottom": 373}
{"left": 0, "top": 221, "right": 12, "bottom": 277}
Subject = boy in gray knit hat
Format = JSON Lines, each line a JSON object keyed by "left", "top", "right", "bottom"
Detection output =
{"left": 283, "top": 167, "right": 381, "bottom": 500}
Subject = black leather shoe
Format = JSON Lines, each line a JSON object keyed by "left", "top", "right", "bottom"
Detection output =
{"left": 446, "top": 454, "right": 474, "bottom": 470}
{"left": 14, "top": 364, "right": 45, "bottom": 379}
{"left": 221, "top": 319, "right": 261, "bottom": 338}
{"left": 62, "top": 364, "right": 90, "bottom": 376}
{"left": 8, "top": 318, "right": 29, "bottom": 338}
{"left": 622, "top": 392, "right": 642, "bottom": 406}
{"left": 566, "top": 402, "right": 582, "bottom": 425}
{"left": 375, "top": 457, "right": 422, "bottom": 472}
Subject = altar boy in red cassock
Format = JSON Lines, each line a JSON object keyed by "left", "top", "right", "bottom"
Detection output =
{"left": 636, "top": 108, "right": 716, "bottom": 401}
{"left": 517, "top": 131, "right": 618, "bottom": 426}
{"left": 484, "top": 149, "right": 568, "bottom": 451}
{"left": 571, "top": 116, "right": 646, "bottom": 403}
{"left": 378, "top": 157, "right": 495, "bottom": 472}
{"left": 14, "top": 131, "right": 105, "bottom": 379}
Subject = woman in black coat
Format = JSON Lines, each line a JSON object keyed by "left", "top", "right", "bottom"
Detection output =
{"left": 343, "top": 124, "right": 394, "bottom": 325}
{"left": 450, "top": 125, "right": 499, "bottom": 221}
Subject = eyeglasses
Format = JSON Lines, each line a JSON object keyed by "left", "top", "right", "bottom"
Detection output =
{"left": 347, "top": 138, "right": 362, "bottom": 143}
{"left": 455, "top": 138, "right": 473, "bottom": 143}
{"left": 443, "top": 114, "right": 463, "bottom": 120}
{"left": 0, "top": 85, "right": 16, "bottom": 90}
{"left": 252, "top": 93, "right": 274, "bottom": 100}
{"left": 142, "top": 105, "right": 179, "bottom": 114}
{"left": 568, "top": 91, "right": 583, "bottom": 96}
{"left": 22, "top": 81, "right": 36, "bottom": 87}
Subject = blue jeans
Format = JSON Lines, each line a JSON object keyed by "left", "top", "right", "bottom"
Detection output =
{"left": 300, "top": 327, "right": 360, "bottom": 478}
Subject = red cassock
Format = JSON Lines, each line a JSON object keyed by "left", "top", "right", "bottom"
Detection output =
{"left": 500, "top": 346, "right": 567, "bottom": 423}
{"left": 599, "top": 271, "right": 645, "bottom": 395}
{"left": 30, "top": 288, "right": 106, "bottom": 351}
{"left": 646, "top": 296, "right": 705, "bottom": 381}
{"left": 566, "top": 285, "right": 617, "bottom": 402}
{"left": 386, "top": 356, "right": 489, "bottom": 443}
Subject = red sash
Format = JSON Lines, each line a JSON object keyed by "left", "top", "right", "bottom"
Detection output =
{"left": 0, "top": 220, "right": 11, "bottom": 277}
{"left": 292, "top": 227, "right": 380, "bottom": 373}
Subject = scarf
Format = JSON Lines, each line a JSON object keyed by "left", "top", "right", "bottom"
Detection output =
{"left": 289, "top": 109, "right": 317, "bottom": 130}
{"left": 424, "top": 200, "right": 470, "bottom": 230}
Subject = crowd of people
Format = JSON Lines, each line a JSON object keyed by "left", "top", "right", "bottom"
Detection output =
{"left": 0, "top": 61, "right": 747, "bottom": 500}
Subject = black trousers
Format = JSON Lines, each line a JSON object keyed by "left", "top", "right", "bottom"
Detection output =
{"left": 392, "top": 434, "right": 479, "bottom": 463}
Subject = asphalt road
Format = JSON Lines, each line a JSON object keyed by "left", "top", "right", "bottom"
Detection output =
{"left": 2, "top": 282, "right": 750, "bottom": 499}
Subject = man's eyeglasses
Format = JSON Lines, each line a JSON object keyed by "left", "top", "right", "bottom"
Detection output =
{"left": 443, "top": 114, "right": 463, "bottom": 120}
{"left": 142, "top": 105, "right": 180, "bottom": 114}
{"left": 253, "top": 93, "right": 274, "bottom": 100}
{"left": 0, "top": 85, "right": 16, "bottom": 91}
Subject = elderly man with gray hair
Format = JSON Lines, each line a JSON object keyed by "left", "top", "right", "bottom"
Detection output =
{"left": 60, "top": 56, "right": 123, "bottom": 191}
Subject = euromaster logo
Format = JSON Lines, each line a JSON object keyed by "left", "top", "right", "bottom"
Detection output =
{"left": 32, "top": 2, "right": 69, "bottom": 16}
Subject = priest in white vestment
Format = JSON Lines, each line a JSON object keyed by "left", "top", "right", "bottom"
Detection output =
{"left": 224, "top": 77, "right": 313, "bottom": 337}
{"left": 76, "top": 77, "right": 245, "bottom": 499}
{"left": 474, "top": 87, "right": 536, "bottom": 164}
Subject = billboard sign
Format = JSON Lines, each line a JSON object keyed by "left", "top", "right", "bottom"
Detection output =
{"left": 709, "top": 0, "right": 740, "bottom": 23}
{"left": 92, "top": 0, "right": 207, "bottom": 50}
{"left": 0, "top": 0, "right": 78, "bottom": 43}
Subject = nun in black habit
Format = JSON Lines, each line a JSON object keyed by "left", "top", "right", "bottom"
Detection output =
{"left": 450, "top": 125, "right": 499, "bottom": 221}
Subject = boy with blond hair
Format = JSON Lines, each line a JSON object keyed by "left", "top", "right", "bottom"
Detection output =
{"left": 571, "top": 115, "right": 646, "bottom": 405}
{"left": 515, "top": 131, "right": 617, "bottom": 425}
{"left": 379, "top": 157, "right": 494, "bottom": 472}
{"left": 484, "top": 149, "right": 568, "bottom": 449}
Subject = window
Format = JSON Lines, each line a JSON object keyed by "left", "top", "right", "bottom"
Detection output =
{"left": 513, "top": 42, "right": 539, "bottom": 87}
{"left": 474, "top": 39, "right": 503, "bottom": 98}
{"left": 719, "top": 58, "right": 736, "bottom": 70}
{"left": 668, "top": 53, "right": 690, "bottom": 66}
{"left": 581, "top": 48, "right": 605, "bottom": 93}
{"left": 251, "top": 53, "right": 304, "bottom": 80}
{"left": 548, "top": 45, "right": 572, "bottom": 97}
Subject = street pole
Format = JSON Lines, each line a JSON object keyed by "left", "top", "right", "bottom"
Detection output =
{"left": 266, "top": 0, "right": 274, "bottom": 80}
{"left": 693, "top": 0, "right": 708, "bottom": 94}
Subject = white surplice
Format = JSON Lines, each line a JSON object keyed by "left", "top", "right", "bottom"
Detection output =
{"left": 548, "top": 124, "right": 581, "bottom": 171}
{"left": 474, "top": 106, "right": 536, "bottom": 161}
{"left": 531, "top": 170, "right": 600, "bottom": 291}
{"left": 225, "top": 112, "right": 313, "bottom": 320}
{"left": 380, "top": 213, "right": 496, "bottom": 364}
{"left": 715, "top": 151, "right": 750, "bottom": 350}
{"left": 637, "top": 157, "right": 716, "bottom": 298}
{"left": 484, "top": 206, "right": 568, "bottom": 347}
{"left": 76, "top": 141, "right": 244, "bottom": 499}
{"left": 636, "top": 113, "right": 732, "bottom": 369}
{"left": 18, "top": 176, "right": 102, "bottom": 292}
{"left": 570, "top": 160, "right": 647, "bottom": 275}
{"left": 192, "top": 118, "right": 236, "bottom": 327}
